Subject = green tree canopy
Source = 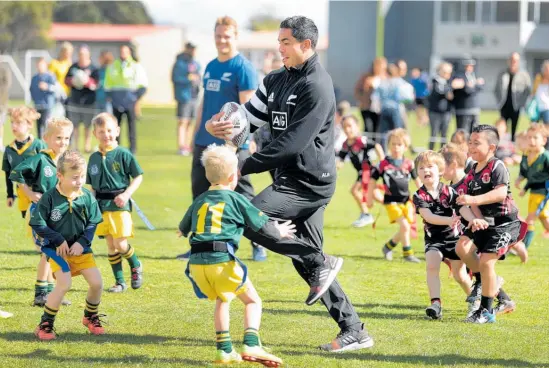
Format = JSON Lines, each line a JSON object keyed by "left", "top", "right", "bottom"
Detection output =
{"left": 248, "top": 10, "right": 282, "bottom": 31}
{"left": 0, "top": 2, "right": 54, "bottom": 52}
{"left": 53, "top": 1, "right": 153, "bottom": 25}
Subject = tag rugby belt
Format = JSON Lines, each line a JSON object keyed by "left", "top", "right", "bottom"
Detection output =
{"left": 190, "top": 241, "right": 230, "bottom": 254}
{"left": 95, "top": 189, "right": 126, "bottom": 200}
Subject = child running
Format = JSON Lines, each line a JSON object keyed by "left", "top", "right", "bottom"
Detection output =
{"left": 337, "top": 115, "right": 384, "bottom": 227}
{"left": 30, "top": 150, "right": 105, "bottom": 340}
{"left": 86, "top": 113, "right": 144, "bottom": 293}
{"left": 367, "top": 128, "right": 421, "bottom": 263}
{"left": 9, "top": 117, "right": 73, "bottom": 307}
{"left": 178, "top": 144, "right": 293, "bottom": 366}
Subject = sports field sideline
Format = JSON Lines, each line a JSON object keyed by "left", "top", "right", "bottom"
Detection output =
{"left": 0, "top": 106, "right": 547, "bottom": 368}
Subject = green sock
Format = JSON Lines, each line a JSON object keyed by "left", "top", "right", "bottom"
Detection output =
{"left": 35, "top": 280, "right": 48, "bottom": 296}
{"left": 243, "top": 328, "right": 260, "bottom": 347}
{"left": 122, "top": 245, "right": 141, "bottom": 269}
{"left": 47, "top": 282, "right": 54, "bottom": 293}
{"left": 108, "top": 253, "right": 125, "bottom": 285}
{"left": 216, "top": 331, "right": 233, "bottom": 353}
{"left": 402, "top": 245, "right": 414, "bottom": 257}
{"left": 384, "top": 239, "right": 397, "bottom": 251}
{"left": 42, "top": 304, "right": 58, "bottom": 322}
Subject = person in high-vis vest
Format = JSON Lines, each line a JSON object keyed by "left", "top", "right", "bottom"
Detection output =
{"left": 104, "top": 45, "right": 148, "bottom": 154}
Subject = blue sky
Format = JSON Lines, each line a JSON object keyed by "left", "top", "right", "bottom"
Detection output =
{"left": 142, "top": 0, "right": 329, "bottom": 33}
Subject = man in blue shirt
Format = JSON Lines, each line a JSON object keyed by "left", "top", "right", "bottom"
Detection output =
{"left": 178, "top": 16, "right": 265, "bottom": 260}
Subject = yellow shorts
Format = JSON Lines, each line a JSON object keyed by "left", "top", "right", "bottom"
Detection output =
{"left": 96, "top": 211, "right": 134, "bottom": 239}
{"left": 385, "top": 201, "right": 415, "bottom": 224}
{"left": 188, "top": 261, "right": 248, "bottom": 302}
{"left": 528, "top": 193, "right": 549, "bottom": 219}
{"left": 16, "top": 185, "right": 32, "bottom": 213}
{"left": 49, "top": 253, "right": 97, "bottom": 277}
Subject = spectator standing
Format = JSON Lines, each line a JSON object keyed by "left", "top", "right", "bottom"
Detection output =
{"left": 355, "top": 57, "right": 387, "bottom": 138}
{"left": 49, "top": 42, "right": 74, "bottom": 103}
{"left": 410, "top": 67, "right": 429, "bottom": 126}
{"left": 104, "top": 44, "right": 148, "bottom": 154}
{"left": 427, "top": 62, "right": 454, "bottom": 150}
{"left": 172, "top": 42, "right": 201, "bottom": 156}
{"left": 30, "top": 58, "right": 56, "bottom": 138}
{"left": 0, "top": 62, "right": 11, "bottom": 152}
{"left": 451, "top": 57, "right": 484, "bottom": 134}
{"left": 96, "top": 50, "right": 114, "bottom": 114}
{"left": 65, "top": 45, "right": 99, "bottom": 152}
{"left": 534, "top": 60, "right": 549, "bottom": 124}
{"left": 494, "top": 52, "right": 532, "bottom": 141}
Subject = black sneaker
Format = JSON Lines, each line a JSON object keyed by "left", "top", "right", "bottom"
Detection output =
{"left": 131, "top": 263, "right": 143, "bottom": 289}
{"left": 33, "top": 292, "right": 48, "bottom": 307}
{"left": 425, "top": 301, "right": 442, "bottom": 320}
{"left": 319, "top": 323, "right": 374, "bottom": 352}
{"left": 465, "top": 279, "right": 482, "bottom": 303}
{"left": 305, "top": 255, "right": 343, "bottom": 306}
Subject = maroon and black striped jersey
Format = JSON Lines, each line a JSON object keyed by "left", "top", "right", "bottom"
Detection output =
{"left": 454, "top": 157, "right": 518, "bottom": 225}
{"left": 371, "top": 157, "right": 417, "bottom": 204}
{"left": 338, "top": 136, "right": 376, "bottom": 173}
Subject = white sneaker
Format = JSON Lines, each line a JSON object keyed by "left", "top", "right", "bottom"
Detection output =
{"left": 352, "top": 213, "right": 374, "bottom": 228}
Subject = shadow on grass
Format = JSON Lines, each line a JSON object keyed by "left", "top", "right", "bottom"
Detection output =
{"left": 279, "top": 350, "right": 547, "bottom": 367}
{"left": 0, "top": 250, "right": 39, "bottom": 256}
{"left": 0, "top": 266, "right": 35, "bottom": 271}
{"left": 1, "top": 348, "right": 204, "bottom": 366}
{"left": 264, "top": 299, "right": 425, "bottom": 311}
{"left": 0, "top": 287, "right": 32, "bottom": 292}
{"left": 0, "top": 249, "right": 177, "bottom": 261}
{"left": 263, "top": 308, "right": 416, "bottom": 320}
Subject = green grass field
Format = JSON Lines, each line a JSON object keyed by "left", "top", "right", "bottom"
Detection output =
{"left": 1, "top": 107, "right": 548, "bottom": 368}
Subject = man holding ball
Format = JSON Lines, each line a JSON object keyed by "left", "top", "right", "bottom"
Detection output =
{"left": 206, "top": 16, "right": 373, "bottom": 352}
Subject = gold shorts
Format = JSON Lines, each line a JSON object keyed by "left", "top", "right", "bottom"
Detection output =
{"left": 528, "top": 193, "right": 549, "bottom": 219}
{"left": 49, "top": 253, "right": 97, "bottom": 277}
{"left": 16, "top": 185, "right": 32, "bottom": 213}
{"left": 385, "top": 201, "right": 415, "bottom": 224}
{"left": 96, "top": 211, "right": 134, "bottom": 239}
{"left": 188, "top": 261, "right": 248, "bottom": 302}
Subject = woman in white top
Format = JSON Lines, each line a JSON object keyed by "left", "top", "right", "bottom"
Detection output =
{"left": 535, "top": 60, "right": 549, "bottom": 124}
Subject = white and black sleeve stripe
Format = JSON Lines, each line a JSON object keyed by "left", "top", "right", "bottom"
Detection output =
{"left": 243, "top": 80, "right": 268, "bottom": 130}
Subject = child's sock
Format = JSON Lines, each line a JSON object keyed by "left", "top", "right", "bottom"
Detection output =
{"left": 84, "top": 299, "right": 100, "bottom": 317}
{"left": 523, "top": 229, "right": 535, "bottom": 249}
{"left": 35, "top": 280, "right": 48, "bottom": 296}
{"left": 108, "top": 253, "right": 125, "bottom": 285}
{"left": 480, "top": 296, "right": 494, "bottom": 313}
{"left": 402, "top": 245, "right": 414, "bottom": 257}
{"left": 243, "top": 327, "right": 260, "bottom": 347}
{"left": 384, "top": 239, "right": 397, "bottom": 252}
{"left": 216, "top": 331, "right": 233, "bottom": 353}
{"left": 473, "top": 272, "right": 481, "bottom": 283}
{"left": 122, "top": 245, "right": 141, "bottom": 269}
{"left": 41, "top": 304, "right": 58, "bottom": 322}
{"left": 47, "top": 282, "right": 55, "bottom": 293}
{"left": 430, "top": 298, "right": 441, "bottom": 304}
{"left": 497, "top": 289, "right": 511, "bottom": 302}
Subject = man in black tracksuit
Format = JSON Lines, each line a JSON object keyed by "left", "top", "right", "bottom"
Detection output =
{"left": 206, "top": 16, "right": 372, "bottom": 352}
{"left": 451, "top": 58, "right": 485, "bottom": 134}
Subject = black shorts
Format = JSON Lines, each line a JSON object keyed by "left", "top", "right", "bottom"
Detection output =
{"left": 425, "top": 241, "right": 460, "bottom": 260}
{"left": 177, "top": 100, "right": 197, "bottom": 119}
{"left": 470, "top": 220, "right": 526, "bottom": 256}
{"left": 415, "top": 97, "right": 426, "bottom": 106}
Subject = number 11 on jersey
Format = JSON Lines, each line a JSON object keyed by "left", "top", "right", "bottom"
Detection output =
{"left": 196, "top": 202, "right": 226, "bottom": 234}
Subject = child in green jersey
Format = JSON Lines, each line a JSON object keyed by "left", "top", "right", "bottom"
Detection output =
{"left": 178, "top": 144, "right": 294, "bottom": 367}
{"left": 9, "top": 117, "right": 73, "bottom": 307}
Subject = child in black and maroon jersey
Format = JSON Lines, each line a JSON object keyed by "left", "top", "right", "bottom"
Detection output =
{"left": 413, "top": 150, "right": 476, "bottom": 320}
{"left": 367, "top": 128, "right": 421, "bottom": 263}
{"left": 455, "top": 125, "right": 527, "bottom": 324}
{"left": 337, "top": 115, "right": 384, "bottom": 228}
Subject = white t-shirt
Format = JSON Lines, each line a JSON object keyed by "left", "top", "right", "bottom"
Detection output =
{"left": 536, "top": 83, "right": 549, "bottom": 111}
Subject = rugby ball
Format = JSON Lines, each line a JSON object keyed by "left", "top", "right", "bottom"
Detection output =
{"left": 72, "top": 69, "right": 89, "bottom": 90}
{"left": 220, "top": 102, "right": 249, "bottom": 148}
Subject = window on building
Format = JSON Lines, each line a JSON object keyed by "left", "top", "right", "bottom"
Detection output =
{"left": 441, "top": 1, "right": 462, "bottom": 22}
{"left": 528, "top": 1, "right": 536, "bottom": 22}
{"left": 540, "top": 2, "right": 549, "bottom": 23}
{"left": 481, "top": 1, "right": 493, "bottom": 22}
{"left": 495, "top": 1, "right": 519, "bottom": 22}
{"left": 465, "top": 1, "right": 476, "bottom": 22}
